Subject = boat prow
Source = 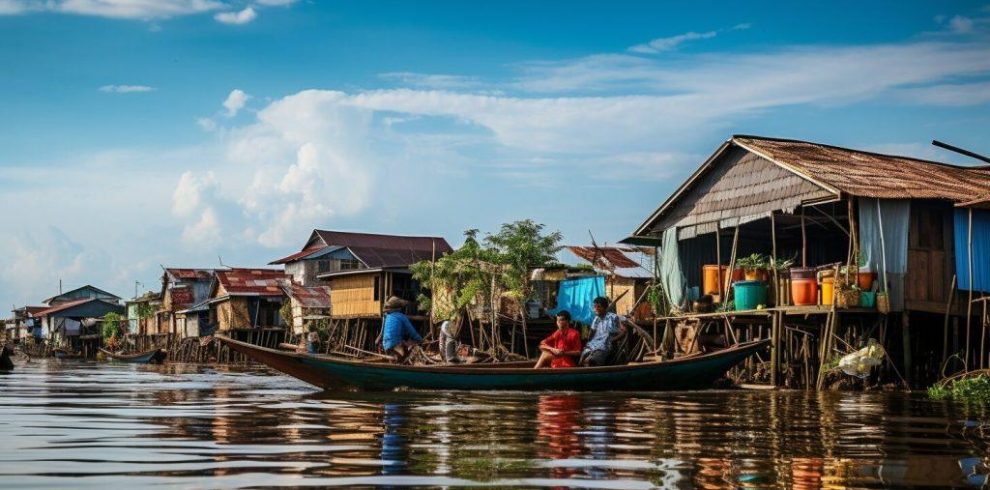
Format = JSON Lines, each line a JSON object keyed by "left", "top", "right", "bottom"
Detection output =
{"left": 216, "top": 335, "right": 769, "bottom": 392}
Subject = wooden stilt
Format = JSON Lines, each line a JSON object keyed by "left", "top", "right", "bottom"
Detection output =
{"left": 902, "top": 312, "right": 912, "bottom": 386}
{"left": 943, "top": 274, "right": 957, "bottom": 366}
{"left": 966, "top": 208, "right": 974, "bottom": 369}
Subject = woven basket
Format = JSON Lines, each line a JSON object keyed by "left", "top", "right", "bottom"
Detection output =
{"left": 876, "top": 291, "right": 890, "bottom": 314}
{"left": 836, "top": 289, "right": 860, "bottom": 308}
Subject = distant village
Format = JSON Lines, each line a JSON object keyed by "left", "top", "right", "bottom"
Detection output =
{"left": 3, "top": 135, "right": 988, "bottom": 388}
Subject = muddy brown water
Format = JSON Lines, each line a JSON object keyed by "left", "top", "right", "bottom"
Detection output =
{"left": 0, "top": 360, "right": 988, "bottom": 488}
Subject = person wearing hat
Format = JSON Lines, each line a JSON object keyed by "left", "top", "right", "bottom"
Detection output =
{"left": 381, "top": 296, "right": 422, "bottom": 360}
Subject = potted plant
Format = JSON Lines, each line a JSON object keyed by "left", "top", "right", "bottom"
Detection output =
{"left": 737, "top": 253, "right": 770, "bottom": 282}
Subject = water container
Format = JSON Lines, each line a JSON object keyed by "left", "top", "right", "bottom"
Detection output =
{"left": 820, "top": 277, "right": 835, "bottom": 305}
{"left": 791, "top": 278, "right": 818, "bottom": 306}
{"left": 860, "top": 291, "right": 876, "bottom": 308}
{"left": 733, "top": 281, "right": 767, "bottom": 311}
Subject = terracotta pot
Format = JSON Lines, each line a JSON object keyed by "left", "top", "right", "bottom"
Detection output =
{"left": 857, "top": 271, "right": 876, "bottom": 291}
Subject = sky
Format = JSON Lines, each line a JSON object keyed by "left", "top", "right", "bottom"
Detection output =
{"left": 1, "top": 0, "right": 989, "bottom": 310}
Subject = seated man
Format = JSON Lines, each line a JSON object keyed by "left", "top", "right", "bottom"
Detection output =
{"left": 534, "top": 310, "right": 582, "bottom": 368}
{"left": 381, "top": 296, "right": 422, "bottom": 359}
{"left": 579, "top": 296, "right": 625, "bottom": 367}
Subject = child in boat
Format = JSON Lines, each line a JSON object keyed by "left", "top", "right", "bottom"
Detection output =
{"left": 579, "top": 297, "right": 625, "bottom": 367}
{"left": 306, "top": 325, "right": 320, "bottom": 354}
{"left": 534, "top": 310, "right": 582, "bottom": 368}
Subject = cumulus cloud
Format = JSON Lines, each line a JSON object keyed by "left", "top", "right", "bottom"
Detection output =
{"left": 223, "top": 89, "right": 250, "bottom": 117}
{"left": 172, "top": 170, "right": 218, "bottom": 216}
{"left": 949, "top": 15, "right": 975, "bottom": 33}
{"left": 99, "top": 84, "right": 154, "bottom": 93}
{"left": 380, "top": 72, "right": 483, "bottom": 90}
{"left": 214, "top": 6, "right": 255, "bottom": 24}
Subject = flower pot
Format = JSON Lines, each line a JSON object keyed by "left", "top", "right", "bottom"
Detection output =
{"left": 744, "top": 269, "right": 760, "bottom": 281}
{"left": 790, "top": 267, "right": 816, "bottom": 281}
{"left": 857, "top": 271, "right": 876, "bottom": 291}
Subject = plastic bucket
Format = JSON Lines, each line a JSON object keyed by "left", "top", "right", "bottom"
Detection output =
{"left": 702, "top": 265, "right": 722, "bottom": 296}
{"left": 790, "top": 267, "right": 816, "bottom": 281}
{"left": 791, "top": 277, "right": 818, "bottom": 306}
{"left": 860, "top": 291, "right": 876, "bottom": 308}
{"left": 733, "top": 281, "right": 767, "bottom": 311}
{"left": 820, "top": 277, "right": 834, "bottom": 305}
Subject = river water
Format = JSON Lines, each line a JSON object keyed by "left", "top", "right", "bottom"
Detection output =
{"left": 1, "top": 360, "right": 988, "bottom": 489}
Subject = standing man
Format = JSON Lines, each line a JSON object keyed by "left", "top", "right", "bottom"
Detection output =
{"left": 382, "top": 296, "right": 422, "bottom": 360}
{"left": 579, "top": 297, "right": 625, "bottom": 367}
{"left": 534, "top": 310, "right": 582, "bottom": 368}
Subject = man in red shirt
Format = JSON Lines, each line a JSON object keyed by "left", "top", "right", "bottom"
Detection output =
{"left": 534, "top": 310, "right": 583, "bottom": 368}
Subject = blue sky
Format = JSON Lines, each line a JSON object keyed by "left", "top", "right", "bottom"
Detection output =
{"left": 1, "top": 0, "right": 989, "bottom": 309}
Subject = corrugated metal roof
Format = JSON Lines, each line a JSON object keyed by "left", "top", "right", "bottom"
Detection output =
{"left": 734, "top": 136, "right": 990, "bottom": 201}
{"left": 347, "top": 245, "right": 443, "bottom": 268}
{"left": 269, "top": 245, "right": 328, "bottom": 265}
{"left": 43, "top": 285, "right": 121, "bottom": 305}
{"left": 34, "top": 298, "right": 100, "bottom": 317}
{"left": 567, "top": 246, "right": 642, "bottom": 269}
{"left": 315, "top": 230, "right": 453, "bottom": 253}
{"left": 165, "top": 268, "right": 214, "bottom": 281}
{"left": 215, "top": 268, "right": 290, "bottom": 297}
{"left": 282, "top": 283, "right": 331, "bottom": 308}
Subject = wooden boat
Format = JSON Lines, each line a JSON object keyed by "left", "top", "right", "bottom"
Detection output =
{"left": 53, "top": 348, "right": 83, "bottom": 359}
{"left": 99, "top": 347, "right": 165, "bottom": 364}
{"left": 216, "top": 335, "right": 769, "bottom": 391}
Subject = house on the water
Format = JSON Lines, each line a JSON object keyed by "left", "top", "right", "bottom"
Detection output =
{"left": 281, "top": 281, "right": 332, "bottom": 336}
{"left": 623, "top": 135, "right": 990, "bottom": 386}
{"left": 208, "top": 268, "right": 290, "bottom": 343}
{"left": 34, "top": 286, "right": 125, "bottom": 354}
{"left": 125, "top": 291, "right": 161, "bottom": 336}
{"left": 5, "top": 306, "right": 47, "bottom": 343}
{"left": 158, "top": 268, "right": 215, "bottom": 338}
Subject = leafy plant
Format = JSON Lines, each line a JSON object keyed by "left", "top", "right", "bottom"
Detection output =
{"left": 736, "top": 253, "right": 769, "bottom": 271}
{"left": 928, "top": 375, "right": 990, "bottom": 404}
{"left": 101, "top": 312, "right": 124, "bottom": 339}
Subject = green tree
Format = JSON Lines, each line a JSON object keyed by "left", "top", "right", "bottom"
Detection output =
{"left": 101, "top": 312, "right": 125, "bottom": 340}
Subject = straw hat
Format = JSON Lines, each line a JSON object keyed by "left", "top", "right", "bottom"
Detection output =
{"left": 384, "top": 296, "right": 408, "bottom": 310}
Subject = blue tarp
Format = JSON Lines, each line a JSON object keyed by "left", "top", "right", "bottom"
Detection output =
{"left": 550, "top": 276, "right": 606, "bottom": 325}
{"left": 955, "top": 208, "right": 990, "bottom": 293}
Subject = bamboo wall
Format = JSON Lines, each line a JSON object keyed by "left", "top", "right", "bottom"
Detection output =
{"left": 215, "top": 298, "right": 252, "bottom": 330}
{"left": 329, "top": 273, "right": 381, "bottom": 318}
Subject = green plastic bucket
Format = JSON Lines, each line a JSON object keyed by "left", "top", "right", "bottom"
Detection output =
{"left": 860, "top": 291, "right": 876, "bottom": 308}
{"left": 733, "top": 280, "right": 767, "bottom": 311}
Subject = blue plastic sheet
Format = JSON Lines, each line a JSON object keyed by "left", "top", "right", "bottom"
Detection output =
{"left": 550, "top": 276, "right": 606, "bottom": 325}
{"left": 955, "top": 208, "right": 990, "bottom": 293}
{"left": 859, "top": 198, "right": 910, "bottom": 311}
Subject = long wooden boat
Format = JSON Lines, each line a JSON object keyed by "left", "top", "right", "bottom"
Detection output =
{"left": 216, "top": 335, "right": 769, "bottom": 391}
{"left": 99, "top": 347, "right": 165, "bottom": 364}
{"left": 53, "top": 348, "right": 83, "bottom": 359}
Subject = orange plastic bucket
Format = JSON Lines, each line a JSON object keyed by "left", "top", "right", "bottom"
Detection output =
{"left": 702, "top": 265, "right": 722, "bottom": 296}
{"left": 820, "top": 277, "right": 834, "bottom": 305}
{"left": 791, "top": 277, "right": 818, "bottom": 306}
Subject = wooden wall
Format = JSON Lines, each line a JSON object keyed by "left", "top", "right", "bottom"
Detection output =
{"left": 329, "top": 273, "right": 382, "bottom": 318}
{"left": 906, "top": 200, "right": 958, "bottom": 314}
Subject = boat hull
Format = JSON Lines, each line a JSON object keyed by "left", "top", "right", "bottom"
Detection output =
{"left": 99, "top": 348, "right": 165, "bottom": 364}
{"left": 0, "top": 344, "right": 13, "bottom": 371}
{"left": 217, "top": 335, "right": 769, "bottom": 391}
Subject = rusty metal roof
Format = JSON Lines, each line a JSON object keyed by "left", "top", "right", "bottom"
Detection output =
{"left": 281, "top": 283, "right": 331, "bottom": 308}
{"left": 567, "top": 246, "right": 641, "bottom": 269}
{"left": 734, "top": 136, "right": 990, "bottom": 201}
{"left": 215, "top": 268, "right": 290, "bottom": 297}
{"left": 164, "top": 268, "right": 214, "bottom": 281}
{"left": 269, "top": 246, "right": 328, "bottom": 265}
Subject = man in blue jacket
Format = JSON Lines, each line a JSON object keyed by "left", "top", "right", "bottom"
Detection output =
{"left": 382, "top": 296, "right": 422, "bottom": 360}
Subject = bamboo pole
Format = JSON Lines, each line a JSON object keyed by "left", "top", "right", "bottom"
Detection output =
{"left": 801, "top": 207, "right": 807, "bottom": 268}
{"left": 943, "top": 274, "right": 957, "bottom": 366}
{"left": 967, "top": 208, "right": 974, "bottom": 369}
{"left": 725, "top": 226, "right": 741, "bottom": 305}
{"left": 716, "top": 222, "right": 723, "bottom": 299}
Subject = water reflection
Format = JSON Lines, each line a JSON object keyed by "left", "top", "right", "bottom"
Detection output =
{"left": 0, "top": 359, "right": 988, "bottom": 488}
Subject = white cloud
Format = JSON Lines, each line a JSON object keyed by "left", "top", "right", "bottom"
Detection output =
{"left": 197, "top": 117, "right": 218, "bottom": 131}
{"left": 896, "top": 81, "right": 990, "bottom": 106}
{"left": 380, "top": 72, "right": 483, "bottom": 90}
{"left": 181, "top": 207, "right": 222, "bottom": 248}
{"left": 629, "top": 31, "right": 718, "bottom": 54}
{"left": 172, "top": 170, "right": 218, "bottom": 217}
{"left": 99, "top": 84, "right": 154, "bottom": 93}
{"left": 0, "top": 0, "right": 294, "bottom": 21}
{"left": 949, "top": 15, "right": 975, "bottom": 33}
{"left": 223, "top": 89, "right": 250, "bottom": 117}
{"left": 214, "top": 6, "right": 255, "bottom": 24}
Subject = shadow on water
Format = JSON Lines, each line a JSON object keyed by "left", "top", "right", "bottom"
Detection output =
{"left": 0, "top": 359, "right": 988, "bottom": 488}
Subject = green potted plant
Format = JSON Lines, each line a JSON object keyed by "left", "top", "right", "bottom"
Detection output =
{"left": 737, "top": 253, "right": 770, "bottom": 282}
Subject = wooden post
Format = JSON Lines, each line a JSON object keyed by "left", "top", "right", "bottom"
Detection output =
{"left": 801, "top": 206, "right": 807, "bottom": 268}
{"left": 966, "top": 208, "right": 974, "bottom": 368}
{"left": 770, "top": 311, "right": 780, "bottom": 387}
{"left": 942, "top": 274, "right": 957, "bottom": 366}
{"left": 716, "top": 223, "right": 723, "bottom": 299}
{"left": 902, "top": 312, "right": 912, "bottom": 386}
{"left": 770, "top": 212, "right": 778, "bottom": 306}
{"left": 726, "top": 226, "right": 741, "bottom": 304}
